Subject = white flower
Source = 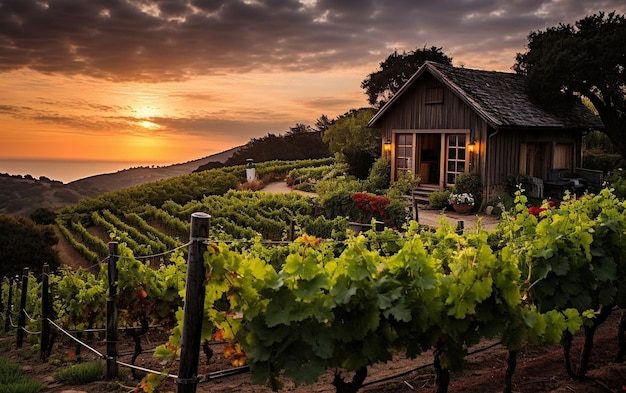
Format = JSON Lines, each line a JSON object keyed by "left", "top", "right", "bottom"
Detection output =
{"left": 449, "top": 192, "right": 475, "bottom": 206}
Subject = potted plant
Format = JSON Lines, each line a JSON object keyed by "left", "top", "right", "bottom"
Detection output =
{"left": 449, "top": 192, "right": 475, "bottom": 214}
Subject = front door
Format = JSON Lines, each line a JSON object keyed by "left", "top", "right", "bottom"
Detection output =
{"left": 417, "top": 134, "right": 440, "bottom": 184}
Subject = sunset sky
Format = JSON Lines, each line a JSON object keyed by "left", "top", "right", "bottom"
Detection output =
{"left": 1, "top": 0, "right": 625, "bottom": 180}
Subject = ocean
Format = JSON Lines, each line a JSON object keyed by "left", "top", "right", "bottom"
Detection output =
{"left": 0, "top": 158, "right": 171, "bottom": 184}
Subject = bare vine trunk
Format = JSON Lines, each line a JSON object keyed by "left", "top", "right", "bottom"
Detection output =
{"left": 433, "top": 345, "right": 450, "bottom": 393}
{"left": 332, "top": 366, "right": 368, "bottom": 393}
{"left": 503, "top": 350, "right": 517, "bottom": 393}
{"left": 616, "top": 310, "right": 626, "bottom": 363}
{"left": 563, "top": 305, "right": 614, "bottom": 381}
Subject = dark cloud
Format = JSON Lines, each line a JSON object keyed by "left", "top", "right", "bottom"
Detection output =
{"left": 0, "top": 0, "right": 624, "bottom": 81}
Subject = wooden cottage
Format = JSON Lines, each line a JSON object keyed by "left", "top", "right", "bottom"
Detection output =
{"left": 368, "top": 61, "right": 603, "bottom": 203}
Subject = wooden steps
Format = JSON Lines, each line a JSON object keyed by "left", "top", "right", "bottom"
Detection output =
{"left": 410, "top": 184, "right": 440, "bottom": 206}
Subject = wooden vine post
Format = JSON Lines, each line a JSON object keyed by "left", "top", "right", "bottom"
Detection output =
{"left": 106, "top": 242, "right": 119, "bottom": 379}
{"left": 177, "top": 212, "right": 210, "bottom": 393}
{"left": 16, "top": 267, "right": 29, "bottom": 348}
{"left": 41, "top": 264, "right": 51, "bottom": 361}
{"left": 4, "top": 276, "right": 14, "bottom": 332}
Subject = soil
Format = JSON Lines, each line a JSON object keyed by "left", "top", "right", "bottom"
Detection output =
{"left": 2, "top": 309, "right": 625, "bottom": 393}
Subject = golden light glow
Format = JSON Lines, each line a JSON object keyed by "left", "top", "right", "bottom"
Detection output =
{"left": 133, "top": 105, "right": 161, "bottom": 119}
{"left": 137, "top": 120, "right": 161, "bottom": 130}
{"left": 468, "top": 140, "right": 477, "bottom": 153}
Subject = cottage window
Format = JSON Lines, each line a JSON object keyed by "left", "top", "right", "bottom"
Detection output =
{"left": 425, "top": 86, "right": 443, "bottom": 104}
{"left": 395, "top": 134, "right": 413, "bottom": 175}
{"left": 446, "top": 134, "right": 467, "bottom": 184}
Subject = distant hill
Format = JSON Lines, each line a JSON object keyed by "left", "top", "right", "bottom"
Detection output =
{"left": 0, "top": 146, "right": 241, "bottom": 217}
{"left": 195, "top": 131, "right": 330, "bottom": 171}
{"left": 1, "top": 131, "right": 333, "bottom": 217}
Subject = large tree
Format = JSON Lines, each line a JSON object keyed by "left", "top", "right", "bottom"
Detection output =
{"left": 361, "top": 46, "right": 453, "bottom": 108}
{"left": 322, "top": 108, "right": 380, "bottom": 179}
{"left": 514, "top": 12, "right": 626, "bottom": 158}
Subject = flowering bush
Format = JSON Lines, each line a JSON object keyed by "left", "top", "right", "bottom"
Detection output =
{"left": 449, "top": 192, "right": 475, "bottom": 206}
{"left": 528, "top": 200, "right": 556, "bottom": 217}
{"left": 351, "top": 192, "right": 390, "bottom": 222}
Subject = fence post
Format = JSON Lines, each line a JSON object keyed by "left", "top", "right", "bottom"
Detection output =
{"left": 456, "top": 220, "right": 465, "bottom": 235}
{"left": 106, "top": 242, "right": 119, "bottom": 379}
{"left": 0, "top": 276, "right": 4, "bottom": 317}
{"left": 41, "top": 264, "right": 51, "bottom": 361}
{"left": 17, "top": 267, "right": 29, "bottom": 348}
{"left": 177, "top": 212, "right": 210, "bottom": 393}
{"left": 4, "top": 276, "right": 15, "bottom": 332}
{"left": 289, "top": 218, "right": 295, "bottom": 241}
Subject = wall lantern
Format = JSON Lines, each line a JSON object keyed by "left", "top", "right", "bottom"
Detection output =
{"left": 384, "top": 139, "right": 392, "bottom": 152}
{"left": 468, "top": 140, "right": 477, "bottom": 153}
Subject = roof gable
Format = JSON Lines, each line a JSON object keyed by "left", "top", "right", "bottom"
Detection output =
{"left": 368, "top": 61, "right": 603, "bottom": 130}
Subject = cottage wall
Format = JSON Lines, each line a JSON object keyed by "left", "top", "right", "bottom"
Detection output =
{"left": 378, "top": 75, "right": 490, "bottom": 186}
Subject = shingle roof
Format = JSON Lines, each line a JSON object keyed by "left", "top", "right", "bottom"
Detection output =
{"left": 369, "top": 61, "right": 604, "bottom": 130}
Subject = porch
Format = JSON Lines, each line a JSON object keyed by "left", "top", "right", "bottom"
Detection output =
{"left": 528, "top": 167, "right": 604, "bottom": 199}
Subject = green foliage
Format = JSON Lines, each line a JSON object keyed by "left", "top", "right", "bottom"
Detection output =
{"left": 583, "top": 149, "right": 622, "bottom": 173}
{"left": 484, "top": 193, "right": 514, "bottom": 216}
{"left": 384, "top": 199, "right": 408, "bottom": 228}
{"left": 53, "top": 360, "right": 104, "bottom": 384}
{"left": 362, "top": 46, "right": 453, "bottom": 107}
{"left": 0, "top": 214, "right": 60, "bottom": 277}
{"left": 11, "top": 184, "right": 626, "bottom": 393}
{"left": 30, "top": 208, "right": 57, "bottom": 225}
{"left": 606, "top": 169, "right": 626, "bottom": 199}
{"left": 285, "top": 164, "right": 335, "bottom": 189}
{"left": 0, "top": 357, "right": 44, "bottom": 393}
{"left": 314, "top": 177, "right": 362, "bottom": 198}
{"left": 429, "top": 190, "right": 451, "bottom": 209}
{"left": 504, "top": 173, "right": 531, "bottom": 195}
{"left": 386, "top": 170, "right": 420, "bottom": 199}
{"left": 222, "top": 131, "right": 330, "bottom": 167}
{"left": 322, "top": 108, "right": 381, "bottom": 179}
{"left": 319, "top": 190, "right": 355, "bottom": 220}
{"left": 364, "top": 157, "right": 391, "bottom": 193}
{"left": 515, "top": 11, "right": 626, "bottom": 158}
{"left": 584, "top": 130, "right": 616, "bottom": 153}
{"left": 296, "top": 215, "right": 348, "bottom": 241}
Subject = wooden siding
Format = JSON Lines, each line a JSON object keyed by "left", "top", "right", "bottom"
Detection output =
{"left": 485, "top": 129, "right": 521, "bottom": 187}
{"left": 380, "top": 75, "right": 490, "bottom": 184}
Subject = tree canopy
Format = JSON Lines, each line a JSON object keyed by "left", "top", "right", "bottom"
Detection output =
{"left": 514, "top": 11, "right": 626, "bottom": 158}
{"left": 322, "top": 108, "right": 380, "bottom": 178}
{"left": 0, "top": 214, "right": 60, "bottom": 277}
{"left": 361, "top": 46, "right": 453, "bottom": 108}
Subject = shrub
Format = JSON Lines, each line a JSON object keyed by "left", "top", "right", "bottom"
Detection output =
{"left": 314, "top": 177, "right": 362, "bottom": 199}
{"left": 53, "top": 360, "right": 104, "bottom": 385}
{"left": 364, "top": 157, "right": 391, "bottom": 193}
{"left": 453, "top": 171, "right": 482, "bottom": 209}
{"left": 351, "top": 192, "right": 390, "bottom": 222}
{"left": 237, "top": 179, "right": 264, "bottom": 191}
{"left": 504, "top": 173, "right": 531, "bottom": 195}
{"left": 484, "top": 193, "right": 515, "bottom": 216}
{"left": 298, "top": 215, "right": 348, "bottom": 240}
{"left": 0, "top": 357, "right": 45, "bottom": 393}
{"left": 384, "top": 199, "right": 408, "bottom": 228}
{"left": 582, "top": 149, "right": 622, "bottom": 173}
{"left": 606, "top": 168, "right": 626, "bottom": 199}
{"left": 320, "top": 190, "right": 355, "bottom": 219}
{"left": 386, "top": 170, "right": 420, "bottom": 199}
{"left": 429, "top": 190, "right": 451, "bottom": 209}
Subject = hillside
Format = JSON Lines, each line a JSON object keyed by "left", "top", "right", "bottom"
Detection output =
{"left": 0, "top": 146, "right": 240, "bottom": 217}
